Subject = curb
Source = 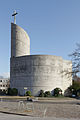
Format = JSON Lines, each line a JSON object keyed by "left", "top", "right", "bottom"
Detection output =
{"left": 0, "top": 111, "right": 33, "bottom": 116}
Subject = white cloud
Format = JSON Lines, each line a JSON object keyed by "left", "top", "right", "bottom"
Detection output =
{"left": 0, "top": 72, "right": 10, "bottom": 78}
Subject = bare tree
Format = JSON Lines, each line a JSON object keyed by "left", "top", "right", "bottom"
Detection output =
{"left": 61, "top": 43, "right": 80, "bottom": 79}
{"left": 69, "top": 43, "right": 80, "bottom": 77}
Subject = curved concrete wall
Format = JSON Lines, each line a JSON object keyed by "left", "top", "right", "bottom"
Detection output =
{"left": 10, "top": 55, "right": 72, "bottom": 96}
{"left": 11, "top": 23, "right": 30, "bottom": 57}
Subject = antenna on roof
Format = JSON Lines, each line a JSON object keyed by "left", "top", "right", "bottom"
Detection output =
{"left": 12, "top": 10, "right": 18, "bottom": 24}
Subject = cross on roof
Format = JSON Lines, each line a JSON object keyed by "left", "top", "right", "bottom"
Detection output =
{"left": 12, "top": 10, "right": 18, "bottom": 24}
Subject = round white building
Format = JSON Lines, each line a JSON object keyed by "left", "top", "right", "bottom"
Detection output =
{"left": 10, "top": 23, "right": 72, "bottom": 96}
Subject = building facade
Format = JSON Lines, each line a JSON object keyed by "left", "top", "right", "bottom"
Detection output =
{"left": 0, "top": 78, "right": 10, "bottom": 92}
{"left": 10, "top": 23, "right": 72, "bottom": 96}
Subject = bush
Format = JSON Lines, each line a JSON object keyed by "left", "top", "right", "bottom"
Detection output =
{"left": 25, "top": 91, "right": 31, "bottom": 96}
{"left": 44, "top": 91, "right": 51, "bottom": 97}
{"left": 64, "top": 88, "right": 72, "bottom": 97}
{"left": 77, "top": 89, "right": 80, "bottom": 97}
{"left": 7, "top": 88, "right": 18, "bottom": 96}
{"left": 54, "top": 88, "right": 62, "bottom": 97}
{"left": 68, "top": 81, "right": 80, "bottom": 97}
{"left": 0, "top": 90, "right": 6, "bottom": 95}
{"left": 38, "top": 90, "right": 44, "bottom": 97}
{"left": 7, "top": 88, "right": 12, "bottom": 95}
{"left": 12, "top": 88, "right": 18, "bottom": 96}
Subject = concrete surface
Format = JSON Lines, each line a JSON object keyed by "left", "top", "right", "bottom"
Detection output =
{"left": 0, "top": 113, "right": 80, "bottom": 120}
{"left": 11, "top": 23, "right": 30, "bottom": 57}
{"left": 10, "top": 55, "right": 72, "bottom": 96}
{"left": 10, "top": 23, "right": 72, "bottom": 96}
{"left": 0, "top": 98, "right": 80, "bottom": 118}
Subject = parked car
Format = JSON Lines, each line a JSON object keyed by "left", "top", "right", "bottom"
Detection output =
{"left": 72, "top": 94, "right": 76, "bottom": 98}
{"left": 27, "top": 97, "right": 38, "bottom": 102}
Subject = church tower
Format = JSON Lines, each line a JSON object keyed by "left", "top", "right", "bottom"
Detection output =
{"left": 11, "top": 11, "right": 30, "bottom": 57}
{"left": 11, "top": 23, "right": 30, "bottom": 57}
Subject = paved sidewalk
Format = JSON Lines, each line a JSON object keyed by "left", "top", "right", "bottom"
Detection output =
{"left": 0, "top": 113, "right": 80, "bottom": 120}
{"left": 0, "top": 98, "right": 80, "bottom": 119}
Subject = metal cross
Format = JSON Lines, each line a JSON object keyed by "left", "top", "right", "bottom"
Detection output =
{"left": 12, "top": 10, "right": 18, "bottom": 24}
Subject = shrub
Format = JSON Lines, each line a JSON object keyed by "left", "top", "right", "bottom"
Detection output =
{"left": 68, "top": 81, "right": 80, "bottom": 97}
{"left": 12, "top": 88, "right": 18, "bottom": 96}
{"left": 54, "top": 88, "right": 62, "bottom": 97}
{"left": 25, "top": 91, "right": 31, "bottom": 96}
{"left": 7, "top": 88, "right": 18, "bottom": 96}
{"left": 0, "top": 90, "right": 6, "bottom": 95}
{"left": 77, "top": 89, "right": 80, "bottom": 97}
{"left": 64, "top": 88, "right": 72, "bottom": 97}
{"left": 7, "top": 88, "right": 13, "bottom": 95}
{"left": 38, "top": 90, "right": 44, "bottom": 97}
{"left": 44, "top": 91, "right": 51, "bottom": 97}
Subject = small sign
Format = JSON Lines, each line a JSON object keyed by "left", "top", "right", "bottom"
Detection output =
{"left": 24, "top": 87, "right": 27, "bottom": 90}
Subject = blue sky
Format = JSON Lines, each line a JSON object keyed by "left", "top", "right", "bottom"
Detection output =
{"left": 0, "top": 0, "right": 80, "bottom": 77}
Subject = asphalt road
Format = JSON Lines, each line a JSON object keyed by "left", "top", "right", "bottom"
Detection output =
{"left": 0, "top": 113, "right": 80, "bottom": 120}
